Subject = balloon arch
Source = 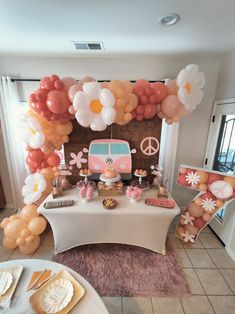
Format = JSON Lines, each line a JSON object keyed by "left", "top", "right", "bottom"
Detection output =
{"left": 0, "top": 64, "right": 205, "bottom": 254}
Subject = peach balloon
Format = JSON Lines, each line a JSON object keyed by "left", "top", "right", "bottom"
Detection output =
{"left": 176, "top": 226, "right": 185, "bottom": 238}
{"left": 25, "top": 234, "right": 36, "bottom": 243}
{"left": 79, "top": 76, "right": 96, "bottom": 84}
{"left": 20, "top": 204, "right": 39, "bottom": 222}
{"left": 28, "top": 217, "right": 47, "bottom": 235}
{"left": 194, "top": 197, "right": 202, "bottom": 206}
{"left": 55, "top": 122, "right": 73, "bottom": 136}
{"left": 167, "top": 79, "right": 178, "bottom": 95}
{"left": 202, "top": 213, "right": 212, "bottom": 222}
{"left": 4, "top": 219, "right": 28, "bottom": 240}
{"left": 199, "top": 184, "right": 208, "bottom": 191}
{"left": 196, "top": 171, "right": 208, "bottom": 184}
{"left": 16, "top": 236, "right": 25, "bottom": 246}
{"left": 216, "top": 199, "right": 224, "bottom": 208}
{"left": 19, "top": 235, "right": 40, "bottom": 254}
{"left": 188, "top": 203, "right": 204, "bottom": 218}
{"left": 3, "top": 237, "right": 18, "bottom": 249}
{"left": 61, "top": 76, "right": 77, "bottom": 90}
{"left": 21, "top": 228, "right": 30, "bottom": 238}
{"left": 223, "top": 176, "right": 235, "bottom": 189}
{"left": 0, "top": 217, "right": 9, "bottom": 228}
{"left": 185, "top": 224, "right": 199, "bottom": 236}
{"left": 161, "top": 95, "right": 180, "bottom": 118}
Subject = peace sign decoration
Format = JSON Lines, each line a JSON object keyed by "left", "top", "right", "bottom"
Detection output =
{"left": 175, "top": 164, "right": 235, "bottom": 245}
{"left": 140, "top": 137, "right": 160, "bottom": 156}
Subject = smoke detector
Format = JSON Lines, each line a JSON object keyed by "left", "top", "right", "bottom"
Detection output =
{"left": 72, "top": 41, "right": 104, "bottom": 51}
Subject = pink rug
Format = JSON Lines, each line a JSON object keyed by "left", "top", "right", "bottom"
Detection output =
{"left": 53, "top": 240, "right": 190, "bottom": 297}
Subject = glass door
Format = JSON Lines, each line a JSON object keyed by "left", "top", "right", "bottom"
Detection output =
{"left": 205, "top": 101, "right": 235, "bottom": 244}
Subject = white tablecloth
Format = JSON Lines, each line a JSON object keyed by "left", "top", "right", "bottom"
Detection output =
{"left": 0, "top": 259, "right": 108, "bottom": 314}
{"left": 38, "top": 188, "right": 180, "bottom": 255}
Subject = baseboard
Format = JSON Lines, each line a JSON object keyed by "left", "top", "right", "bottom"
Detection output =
{"left": 225, "top": 246, "right": 235, "bottom": 261}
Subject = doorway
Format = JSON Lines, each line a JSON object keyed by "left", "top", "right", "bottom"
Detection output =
{"left": 205, "top": 100, "right": 235, "bottom": 245}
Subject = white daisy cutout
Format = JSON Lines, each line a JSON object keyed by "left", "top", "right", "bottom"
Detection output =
{"left": 22, "top": 173, "right": 46, "bottom": 204}
{"left": 177, "top": 64, "right": 205, "bottom": 112}
{"left": 201, "top": 198, "right": 216, "bottom": 213}
{"left": 18, "top": 114, "right": 45, "bottom": 149}
{"left": 185, "top": 172, "right": 200, "bottom": 186}
{"left": 73, "top": 81, "right": 116, "bottom": 131}
{"left": 69, "top": 151, "right": 87, "bottom": 169}
{"left": 181, "top": 211, "right": 195, "bottom": 226}
{"left": 181, "top": 230, "right": 195, "bottom": 243}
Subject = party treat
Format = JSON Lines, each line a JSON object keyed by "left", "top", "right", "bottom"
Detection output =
{"left": 134, "top": 169, "right": 147, "bottom": 176}
{"left": 79, "top": 168, "right": 92, "bottom": 176}
{"left": 126, "top": 186, "right": 142, "bottom": 201}
{"left": 145, "top": 198, "right": 175, "bottom": 208}
{"left": 104, "top": 166, "right": 118, "bottom": 178}
{"left": 103, "top": 198, "right": 118, "bottom": 209}
{"left": 79, "top": 185, "right": 94, "bottom": 202}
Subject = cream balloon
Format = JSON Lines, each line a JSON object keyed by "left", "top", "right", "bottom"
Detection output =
{"left": 19, "top": 235, "right": 40, "bottom": 254}
{"left": 4, "top": 219, "right": 28, "bottom": 240}
{"left": 27, "top": 217, "right": 47, "bottom": 235}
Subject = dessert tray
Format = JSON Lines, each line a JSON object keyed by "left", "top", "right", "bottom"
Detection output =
{"left": 30, "top": 270, "right": 85, "bottom": 314}
{"left": 0, "top": 265, "right": 24, "bottom": 306}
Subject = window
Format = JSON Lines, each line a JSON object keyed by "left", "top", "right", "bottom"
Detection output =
{"left": 110, "top": 143, "right": 129, "bottom": 155}
{"left": 90, "top": 143, "right": 109, "bottom": 154}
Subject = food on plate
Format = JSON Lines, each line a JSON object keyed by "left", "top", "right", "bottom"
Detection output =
{"left": 79, "top": 168, "right": 92, "bottom": 176}
{"left": 134, "top": 169, "right": 147, "bottom": 176}
{"left": 104, "top": 166, "right": 118, "bottom": 178}
{"left": 103, "top": 198, "right": 118, "bottom": 209}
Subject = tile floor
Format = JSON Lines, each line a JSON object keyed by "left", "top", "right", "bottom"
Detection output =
{"left": 1, "top": 208, "right": 235, "bottom": 313}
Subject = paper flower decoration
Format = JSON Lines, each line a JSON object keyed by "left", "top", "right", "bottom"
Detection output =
{"left": 18, "top": 114, "right": 45, "bottom": 149}
{"left": 202, "top": 198, "right": 216, "bottom": 213}
{"left": 185, "top": 172, "right": 200, "bottom": 186}
{"left": 181, "top": 230, "right": 195, "bottom": 243}
{"left": 73, "top": 82, "right": 116, "bottom": 131}
{"left": 69, "top": 151, "right": 87, "bottom": 169}
{"left": 177, "top": 64, "right": 205, "bottom": 112}
{"left": 181, "top": 211, "right": 195, "bottom": 226}
{"left": 22, "top": 173, "right": 46, "bottom": 204}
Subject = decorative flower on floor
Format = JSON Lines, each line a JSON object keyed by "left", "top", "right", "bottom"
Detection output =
{"left": 73, "top": 81, "right": 116, "bottom": 131}
{"left": 177, "top": 64, "right": 205, "bottom": 112}
{"left": 201, "top": 198, "right": 216, "bottom": 213}
{"left": 185, "top": 172, "right": 200, "bottom": 186}
{"left": 69, "top": 151, "right": 87, "bottom": 169}
{"left": 181, "top": 230, "right": 195, "bottom": 243}
{"left": 18, "top": 113, "right": 45, "bottom": 149}
{"left": 22, "top": 173, "right": 46, "bottom": 204}
{"left": 181, "top": 211, "right": 195, "bottom": 226}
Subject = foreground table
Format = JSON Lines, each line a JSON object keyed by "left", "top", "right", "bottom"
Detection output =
{"left": 38, "top": 187, "right": 180, "bottom": 255}
{"left": 0, "top": 259, "right": 108, "bottom": 314}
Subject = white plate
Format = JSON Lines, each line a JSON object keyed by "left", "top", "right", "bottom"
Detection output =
{"left": 41, "top": 278, "right": 74, "bottom": 313}
{"left": 0, "top": 271, "right": 13, "bottom": 295}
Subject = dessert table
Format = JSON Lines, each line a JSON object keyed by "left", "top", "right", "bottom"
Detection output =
{"left": 0, "top": 259, "right": 108, "bottom": 314}
{"left": 38, "top": 187, "right": 180, "bottom": 255}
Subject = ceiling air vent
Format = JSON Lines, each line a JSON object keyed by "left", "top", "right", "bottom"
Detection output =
{"left": 72, "top": 41, "right": 104, "bottom": 51}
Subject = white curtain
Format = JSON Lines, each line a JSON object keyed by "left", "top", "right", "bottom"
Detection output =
{"left": 159, "top": 120, "right": 179, "bottom": 193}
{"left": 0, "top": 77, "right": 27, "bottom": 210}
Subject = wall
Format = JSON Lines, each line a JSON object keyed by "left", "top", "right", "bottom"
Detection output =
{"left": 0, "top": 55, "right": 222, "bottom": 207}
{"left": 216, "top": 50, "right": 235, "bottom": 99}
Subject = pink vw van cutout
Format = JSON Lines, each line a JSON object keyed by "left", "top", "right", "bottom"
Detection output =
{"left": 88, "top": 139, "right": 133, "bottom": 174}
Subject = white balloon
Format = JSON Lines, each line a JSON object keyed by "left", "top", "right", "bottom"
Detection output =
{"left": 99, "top": 88, "right": 115, "bottom": 107}
{"left": 102, "top": 107, "right": 116, "bottom": 125}
{"left": 73, "top": 91, "right": 89, "bottom": 111}
{"left": 75, "top": 110, "right": 92, "bottom": 128}
{"left": 90, "top": 116, "right": 106, "bottom": 131}
{"left": 28, "top": 132, "right": 45, "bottom": 149}
{"left": 83, "top": 82, "right": 101, "bottom": 99}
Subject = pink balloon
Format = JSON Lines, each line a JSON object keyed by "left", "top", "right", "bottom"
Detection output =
{"left": 161, "top": 95, "right": 181, "bottom": 118}
{"left": 68, "top": 83, "right": 83, "bottom": 102}
{"left": 151, "top": 82, "right": 168, "bottom": 102}
{"left": 62, "top": 77, "right": 77, "bottom": 90}
{"left": 79, "top": 76, "right": 96, "bottom": 84}
{"left": 47, "top": 90, "right": 71, "bottom": 114}
{"left": 167, "top": 79, "right": 178, "bottom": 95}
{"left": 144, "top": 104, "right": 157, "bottom": 119}
{"left": 135, "top": 79, "right": 149, "bottom": 88}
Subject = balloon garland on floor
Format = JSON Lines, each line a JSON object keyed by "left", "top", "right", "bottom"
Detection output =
{"left": 0, "top": 64, "right": 205, "bottom": 254}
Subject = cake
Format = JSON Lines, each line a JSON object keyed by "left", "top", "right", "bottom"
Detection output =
{"left": 105, "top": 166, "right": 118, "bottom": 178}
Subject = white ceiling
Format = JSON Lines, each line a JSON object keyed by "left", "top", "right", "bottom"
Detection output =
{"left": 0, "top": 0, "right": 235, "bottom": 56}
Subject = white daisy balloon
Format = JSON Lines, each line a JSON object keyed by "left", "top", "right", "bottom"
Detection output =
{"left": 177, "top": 64, "right": 205, "bottom": 112}
{"left": 22, "top": 173, "right": 46, "bottom": 204}
{"left": 73, "top": 81, "right": 116, "bottom": 131}
{"left": 18, "top": 113, "right": 45, "bottom": 149}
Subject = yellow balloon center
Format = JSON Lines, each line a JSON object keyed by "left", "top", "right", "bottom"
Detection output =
{"left": 30, "top": 127, "right": 36, "bottom": 135}
{"left": 90, "top": 99, "right": 103, "bottom": 113}
{"left": 33, "top": 184, "right": 38, "bottom": 192}
{"left": 185, "top": 82, "right": 191, "bottom": 95}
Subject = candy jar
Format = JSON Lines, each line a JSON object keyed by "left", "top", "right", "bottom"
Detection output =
{"left": 126, "top": 186, "right": 142, "bottom": 202}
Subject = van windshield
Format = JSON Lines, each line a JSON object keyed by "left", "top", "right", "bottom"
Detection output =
{"left": 90, "top": 144, "right": 109, "bottom": 154}
{"left": 111, "top": 143, "right": 129, "bottom": 154}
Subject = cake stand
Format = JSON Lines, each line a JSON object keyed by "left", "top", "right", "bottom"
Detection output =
{"left": 131, "top": 172, "right": 150, "bottom": 191}
{"left": 100, "top": 174, "right": 121, "bottom": 186}
{"left": 79, "top": 173, "right": 92, "bottom": 185}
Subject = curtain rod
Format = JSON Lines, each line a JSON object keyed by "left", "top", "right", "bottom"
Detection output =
{"left": 11, "top": 78, "right": 163, "bottom": 83}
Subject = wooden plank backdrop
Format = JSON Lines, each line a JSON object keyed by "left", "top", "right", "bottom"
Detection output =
{"left": 64, "top": 117, "right": 162, "bottom": 184}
